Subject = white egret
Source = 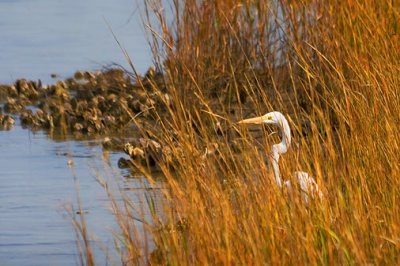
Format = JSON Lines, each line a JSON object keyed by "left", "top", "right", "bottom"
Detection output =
{"left": 239, "top": 111, "right": 323, "bottom": 203}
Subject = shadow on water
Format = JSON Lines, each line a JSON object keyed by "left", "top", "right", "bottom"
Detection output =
{"left": 0, "top": 115, "right": 165, "bottom": 265}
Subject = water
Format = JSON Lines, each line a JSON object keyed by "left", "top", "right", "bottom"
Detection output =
{"left": 0, "top": 117, "right": 164, "bottom": 265}
{"left": 0, "top": 0, "right": 152, "bottom": 84}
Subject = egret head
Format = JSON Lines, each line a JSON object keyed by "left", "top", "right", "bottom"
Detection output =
{"left": 238, "top": 110, "right": 292, "bottom": 153}
{"left": 238, "top": 111, "right": 284, "bottom": 125}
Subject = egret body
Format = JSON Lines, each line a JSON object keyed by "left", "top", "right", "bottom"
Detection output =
{"left": 239, "top": 111, "right": 323, "bottom": 202}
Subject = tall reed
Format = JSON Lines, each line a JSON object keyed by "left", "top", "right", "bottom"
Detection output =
{"left": 88, "top": 0, "right": 400, "bottom": 264}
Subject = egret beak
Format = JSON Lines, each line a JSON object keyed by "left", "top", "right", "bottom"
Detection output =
{"left": 238, "top": 115, "right": 265, "bottom": 125}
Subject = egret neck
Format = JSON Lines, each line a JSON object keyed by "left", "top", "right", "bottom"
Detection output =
{"left": 271, "top": 114, "right": 291, "bottom": 188}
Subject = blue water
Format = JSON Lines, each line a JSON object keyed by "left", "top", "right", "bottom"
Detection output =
{"left": 0, "top": 0, "right": 152, "bottom": 84}
{"left": 0, "top": 118, "right": 164, "bottom": 265}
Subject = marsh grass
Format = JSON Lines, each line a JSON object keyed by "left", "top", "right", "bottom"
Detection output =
{"left": 77, "top": 0, "right": 400, "bottom": 264}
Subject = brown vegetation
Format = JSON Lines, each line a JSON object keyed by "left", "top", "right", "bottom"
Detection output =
{"left": 13, "top": 0, "right": 400, "bottom": 265}
{"left": 113, "top": 0, "right": 399, "bottom": 265}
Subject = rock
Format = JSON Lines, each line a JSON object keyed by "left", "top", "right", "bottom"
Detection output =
{"left": 73, "top": 123, "right": 84, "bottom": 131}
{"left": 118, "top": 157, "right": 133, "bottom": 168}
{"left": 0, "top": 114, "right": 15, "bottom": 130}
{"left": 139, "top": 138, "right": 161, "bottom": 150}
{"left": 20, "top": 110, "right": 35, "bottom": 126}
{"left": 4, "top": 97, "right": 25, "bottom": 113}
{"left": 124, "top": 143, "right": 145, "bottom": 159}
{"left": 74, "top": 71, "right": 85, "bottom": 80}
{"left": 0, "top": 67, "right": 170, "bottom": 135}
{"left": 0, "top": 84, "right": 17, "bottom": 99}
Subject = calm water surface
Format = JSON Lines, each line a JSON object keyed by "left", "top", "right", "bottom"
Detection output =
{"left": 0, "top": 0, "right": 151, "bottom": 84}
{"left": 0, "top": 118, "right": 164, "bottom": 265}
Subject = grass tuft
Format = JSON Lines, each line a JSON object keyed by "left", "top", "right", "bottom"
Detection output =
{"left": 86, "top": 0, "right": 400, "bottom": 264}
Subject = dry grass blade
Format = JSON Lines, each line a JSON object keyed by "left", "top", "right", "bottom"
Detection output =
{"left": 78, "top": 0, "right": 400, "bottom": 265}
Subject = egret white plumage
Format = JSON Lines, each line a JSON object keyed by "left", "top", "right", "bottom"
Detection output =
{"left": 239, "top": 111, "right": 323, "bottom": 203}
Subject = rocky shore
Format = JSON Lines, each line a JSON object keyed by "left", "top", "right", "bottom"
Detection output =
{"left": 0, "top": 68, "right": 179, "bottom": 173}
{"left": 0, "top": 68, "right": 168, "bottom": 132}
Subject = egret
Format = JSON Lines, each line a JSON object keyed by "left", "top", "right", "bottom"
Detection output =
{"left": 239, "top": 111, "right": 323, "bottom": 203}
